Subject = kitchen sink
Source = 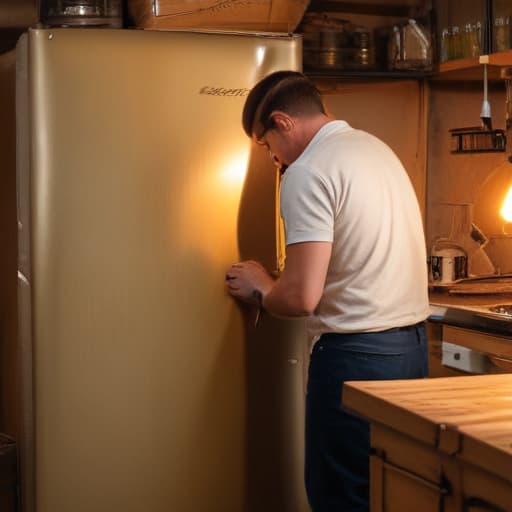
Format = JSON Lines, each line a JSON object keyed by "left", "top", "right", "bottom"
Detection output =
{"left": 487, "top": 304, "right": 512, "bottom": 317}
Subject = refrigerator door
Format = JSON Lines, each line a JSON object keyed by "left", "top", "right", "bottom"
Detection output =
{"left": 16, "top": 28, "right": 307, "bottom": 512}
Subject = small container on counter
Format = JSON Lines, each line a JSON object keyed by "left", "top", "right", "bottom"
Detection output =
{"left": 429, "top": 240, "right": 468, "bottom": 284}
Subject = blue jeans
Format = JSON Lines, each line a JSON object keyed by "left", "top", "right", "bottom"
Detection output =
{"left": 305, "top": 323, "right": 428, "bottom": 512}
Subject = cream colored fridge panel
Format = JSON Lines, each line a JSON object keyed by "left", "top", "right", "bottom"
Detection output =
{"left": 17, "top": 28, "right": 306, "bottom": 512}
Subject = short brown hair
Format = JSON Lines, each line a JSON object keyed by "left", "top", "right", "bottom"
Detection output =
{"left": 242, "top": 71, "right": 325, "bottom": 138}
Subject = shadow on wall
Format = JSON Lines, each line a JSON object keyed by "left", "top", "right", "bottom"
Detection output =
{"left": 236, "top": 144, "right": 310, "bottom": 512}
{"left": 322, "top": 79, "right": 427, "bottom": 214}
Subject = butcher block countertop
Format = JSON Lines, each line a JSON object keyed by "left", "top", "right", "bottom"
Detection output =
{"left": 343, "top": 374, "right": 512, "bottom": 485}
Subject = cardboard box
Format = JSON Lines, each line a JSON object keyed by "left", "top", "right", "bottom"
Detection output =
{"left": 128, "top": 0, "right": 309, "bottom": 32}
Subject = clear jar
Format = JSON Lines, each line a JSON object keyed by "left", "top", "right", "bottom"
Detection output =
{"left": 41, "top": 0, "right": 123, "bottom": 28}
{"left": 351, "top": 28, "right": 375, "bottom": 68}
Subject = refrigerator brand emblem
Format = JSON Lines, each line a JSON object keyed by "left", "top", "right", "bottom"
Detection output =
{"left": 199, "top": 86, "right": 250, "bottom": 97}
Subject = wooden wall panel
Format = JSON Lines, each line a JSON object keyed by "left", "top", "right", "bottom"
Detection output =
{"left": 318, "top": 79, "right": 428, "bottom": 218}
{"left": 426, "top": 81, "right": 512, "bottom": 275}
{"left": 0, "top": 0, "right": 38, "bottom": 28}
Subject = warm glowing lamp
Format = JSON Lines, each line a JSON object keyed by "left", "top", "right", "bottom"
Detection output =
{"left": 500, "top": 184, "right": 512, "bottom": 222}
{"left": 474, "top": 160, "right": 512, "bottom": 236}
{"left": 473, "top": 160, "right": 512, "bottom": 275}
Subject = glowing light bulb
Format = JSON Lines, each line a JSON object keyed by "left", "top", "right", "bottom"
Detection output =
{"left": 500, "top": 184, "right": 512, "bottom": 222}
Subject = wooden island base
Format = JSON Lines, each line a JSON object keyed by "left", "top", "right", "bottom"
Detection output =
{"left": 343, "top": 374, "right": 512, "bottom": 512}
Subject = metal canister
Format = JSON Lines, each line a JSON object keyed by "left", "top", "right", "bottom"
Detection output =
{"left": 430, "top": 242, "right": 468, "bottom": 284}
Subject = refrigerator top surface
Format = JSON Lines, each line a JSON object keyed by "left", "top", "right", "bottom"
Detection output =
{"left": 24, "top": 26, "right": 302, "bottom": 40}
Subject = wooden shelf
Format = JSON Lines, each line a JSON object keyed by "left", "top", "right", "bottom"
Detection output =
{"left": 305, "top": 68, "right": 435, "bottom": 81}
{"left": 435, "top": 50, "right": 512, "bottom": 81}
{"left": 305, "top": 1, "right": 415, "bottom": 17}
{"left": 305, "top": 51, "right": 512, "bottom": 81}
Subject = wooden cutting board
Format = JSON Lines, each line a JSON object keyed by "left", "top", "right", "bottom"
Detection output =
{"left": 446, "top": 277, "right": 512, "bottom": 294}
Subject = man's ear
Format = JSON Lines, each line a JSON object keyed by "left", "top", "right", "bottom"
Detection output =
{"left": 269, "top": 111, "right": 293, "bottom": 132}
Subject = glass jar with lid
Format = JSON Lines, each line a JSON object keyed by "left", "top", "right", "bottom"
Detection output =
{"left": 41, "top": 0, "right": 123, "bottom": 28}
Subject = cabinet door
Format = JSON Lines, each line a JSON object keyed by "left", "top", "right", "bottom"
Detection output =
{"left": 370, "top": 454, "right": 449, "bottom": 512}
{"left": 442, "top": 325, "right": 512, "bottom": 374}
{"left": 426, "top": 322, "right": 512, "bottom": 376}
{"left": 427, "top": 322, "right": 467, "bottom": 377}
{"left": 463, "top": 463, "right": 512, "bottom": 512}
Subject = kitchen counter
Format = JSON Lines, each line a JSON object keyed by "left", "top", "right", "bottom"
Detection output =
{"left": 343, "top": 374, "right": 512, "bottom": 511}
{"left": 429, "top": 289, "right": 512, "bottom": 336}
{"left": 427, "top": 290, "right": 512, "bottom": 376}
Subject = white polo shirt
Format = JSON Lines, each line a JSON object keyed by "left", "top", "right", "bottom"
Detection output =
{"left": 280, "top": 120, "right": 430, "bottom": 342}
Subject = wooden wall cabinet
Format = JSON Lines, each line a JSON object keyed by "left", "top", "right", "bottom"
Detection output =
{"left": 300, "top": 0, "right": 512, "bottom": 81}
{"left": 432, "top": 0, "right": 512, "bottom": 80}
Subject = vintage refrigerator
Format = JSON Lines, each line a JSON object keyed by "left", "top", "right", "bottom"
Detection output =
{"left": 12, "top": 28, "right": 309, "bottom": 512}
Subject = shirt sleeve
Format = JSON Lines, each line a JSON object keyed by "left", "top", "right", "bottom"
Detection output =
{"left": 280, "top": 164, "right": 335, "bottom": 245}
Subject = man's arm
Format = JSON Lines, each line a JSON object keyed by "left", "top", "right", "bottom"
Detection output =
{"left": 226, "top": 241, "right": 332, "bottom": 317}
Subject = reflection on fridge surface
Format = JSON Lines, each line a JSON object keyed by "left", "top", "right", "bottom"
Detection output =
{"left": 11, "top": 28, "right": 309, "bottom": 512}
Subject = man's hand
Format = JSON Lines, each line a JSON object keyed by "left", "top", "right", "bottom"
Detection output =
{"left": 225, "top": 260, "right": 275, "bottom": 305}
{"left": 225, "top": 242, "right": 331, "bottom": 318}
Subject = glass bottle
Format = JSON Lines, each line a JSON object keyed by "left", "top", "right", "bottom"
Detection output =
{"left": 506, "top": 17, "right": 512, "bottom": 50}
{"left": 494, "top": 17, "right": 510, "bottom": 52}
{"left": 440, "top": 27, "right": 451, "bottom": 62}
{"left": 476, "top": 21, "right": 483, "bottom": 52}
{"left": 451, "top": 26, "right": 463, "bottom": 60}
{"left": 464, "top": 23, "right": 480, "bottom": 58}
{"left": 388, "top": 25, "right": 401, "bottom": 69}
